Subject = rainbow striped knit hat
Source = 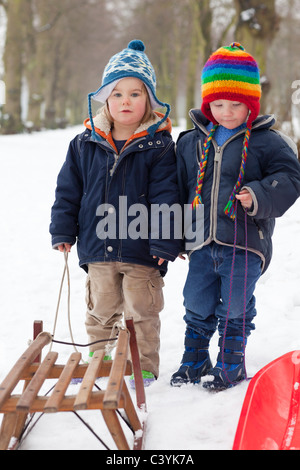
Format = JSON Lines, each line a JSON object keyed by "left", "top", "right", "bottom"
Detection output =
{"left": 193, "top": 43, "right": 261, "bottom": 219}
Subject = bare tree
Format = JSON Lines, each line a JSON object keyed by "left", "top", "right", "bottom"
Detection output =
{"left": 1, "top": 0, "right": 118, "bottom": 133}
{"left": 184, "top": 0, "right": 211, "bottom": 126}
{"left": 233, "top": 0, "right": 280, "bottom": 114}
{"left": 2, "top": 0, "right": 24, "bottom": 133}
{"left": 267, "top": 0, "right": 300, "bottom": 135}
{"left": 2, "top": 0, "right": 297, "bottom": 139}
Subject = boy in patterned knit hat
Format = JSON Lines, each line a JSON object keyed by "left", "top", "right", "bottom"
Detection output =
{"left": 171, "top": 43, "right": 300, "bottom": 390}
{"left": 50, "top": 40, "right": 182, "bottom": 389}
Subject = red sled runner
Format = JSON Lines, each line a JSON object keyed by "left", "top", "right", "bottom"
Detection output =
{"left": 233, "top": 350, "right": 300, "bottom": 450}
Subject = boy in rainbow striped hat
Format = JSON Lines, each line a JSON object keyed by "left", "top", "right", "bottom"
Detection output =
{"left": 171, "top": 43, "right": 300, "bottom": 390}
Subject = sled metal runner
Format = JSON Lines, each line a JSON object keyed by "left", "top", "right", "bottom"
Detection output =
{"left": 233, "top": 350, "right": 300, "bottom": 450}
{"left": 0, "top": 318, "right": 147, "bottom": 451}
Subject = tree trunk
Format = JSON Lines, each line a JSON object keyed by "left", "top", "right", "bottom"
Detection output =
{"left": 22, "top": 0, "right": 43, "bottom": 131}
{"left": 233, "top": 0, "right": 279, "bottom": 114}
{"left": 185, "top": 0, "right": 211, "bottom": 128}
{"left": 2, "top": 0, "right": 24, "bottom": 133}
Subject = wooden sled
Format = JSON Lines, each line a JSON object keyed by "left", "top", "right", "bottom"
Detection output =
{"left": 233, "top": 350, "right": 300, "bottom": 450}
{"left": 0, "top": 318, "right": 147, "bottom": 451}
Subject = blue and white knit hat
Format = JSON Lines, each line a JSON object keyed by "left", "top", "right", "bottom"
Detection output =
{"left": 88, "top": 40, "right": 171, "bottom": 138}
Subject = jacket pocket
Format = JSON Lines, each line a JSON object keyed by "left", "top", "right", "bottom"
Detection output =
{"left": 253, "top": 220, "right": 264, "bottom": 240}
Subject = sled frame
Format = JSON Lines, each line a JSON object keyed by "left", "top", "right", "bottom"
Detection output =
{"left": 0, "top": 318, "right": 147, "bottom": 451}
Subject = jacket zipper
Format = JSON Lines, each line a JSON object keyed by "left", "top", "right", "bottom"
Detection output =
{"left": 208, "top": 128, "right": 251, "bottom": 239}
{"left": 188, "top": 112, "right": 272, "bottom": 263}
{"left": 110, "top": 154, "right": 119, "bottom": 176}
{"left": 103, "top": 137, "right": 146, "bottom": 177}
{"left": 210, "top": 144, "right": 222, "bottom": 240}
{"left": 199, "top": 130, "right": 266, "bottom": 243}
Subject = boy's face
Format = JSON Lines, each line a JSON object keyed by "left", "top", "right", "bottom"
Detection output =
{"left": 209, "top": 100, "right": 249, "bottom": 129}
{"left": 107, "top": 77, "right": 147, "bottom": 130}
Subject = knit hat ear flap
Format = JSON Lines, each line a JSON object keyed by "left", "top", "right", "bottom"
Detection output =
{"left": 88, "top": 92, "right": 100, "bottom": 141}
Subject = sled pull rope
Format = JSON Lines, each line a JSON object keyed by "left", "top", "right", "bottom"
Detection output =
{"left": 50, "top": 249, "right": 77, "bottom": 353}
{"left": 49, "top": 250, "right": 124, "bottom": 355}
{"left": 221, "top": 201, "right": 248, "bottom": 384}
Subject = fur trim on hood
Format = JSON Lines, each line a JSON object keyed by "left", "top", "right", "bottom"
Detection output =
{"left": 84, "top": 106, "right": 172, "bottom": 143}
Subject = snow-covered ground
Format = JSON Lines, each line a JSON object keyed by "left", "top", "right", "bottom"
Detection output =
{"left": 0, "top": 124, "right": 300, "bottom": 450}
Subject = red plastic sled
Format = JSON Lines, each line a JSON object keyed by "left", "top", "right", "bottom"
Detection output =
{"left": 233, "top": 351, "right": 300, "bottom": 450}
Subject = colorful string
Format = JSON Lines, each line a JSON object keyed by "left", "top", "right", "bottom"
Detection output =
{"left": 224, "top": 126, "right": 251, "bottom": 220}
{"left": 192, "top": 124, "right": 218, "bottom": 209}
{"left": 192, "top": 125, "right": 251, "bottom": 220}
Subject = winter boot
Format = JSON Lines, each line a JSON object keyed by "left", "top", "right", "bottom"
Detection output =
{"left": 170, "top": 328, "right": 212, "bottom": 386}
{"left": 202, "top": 336, "right": 246, "bottom": 391}
{"left": 129, "top": 370, "right": 156, "bottom": 390}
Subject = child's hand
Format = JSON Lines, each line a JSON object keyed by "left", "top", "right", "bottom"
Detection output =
{"left": 58, "top": 243, "right": 72, "bottom": 253}
{"left": 153, "top": 256, "right": 166, "bottom": 266}
{"left": 236, "top": 189, "right": 253, "bottom": 209}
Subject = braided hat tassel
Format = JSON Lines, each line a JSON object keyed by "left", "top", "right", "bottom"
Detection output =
{"left": 192, "top": 125, "right": 218, "bottom": 209}
{"left": 224, "top": 126, "right": 251, "bottom": 220}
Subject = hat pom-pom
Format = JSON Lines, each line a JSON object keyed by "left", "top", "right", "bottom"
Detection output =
{"left": 230, "top": 42, "right": 245, "bottom": 51}
{"left": 128, "top": 39, "right": 145, "bottom": 52}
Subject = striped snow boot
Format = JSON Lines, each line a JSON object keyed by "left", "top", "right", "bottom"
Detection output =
{"left": 202, "top": 336, "right": 246, "bottom": 391}
{"left": 170, "top": 328, "right": 212, "bottom": 386}
{"left": 129, "top": 370, "right": 156, "bottom": 390}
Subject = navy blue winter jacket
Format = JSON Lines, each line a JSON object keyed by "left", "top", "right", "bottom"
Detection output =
{"left": 177, "top": 110, "right": 300, "bottom": 273}
{"left": 50, "top": 111, "right": 182, "bottom": 274}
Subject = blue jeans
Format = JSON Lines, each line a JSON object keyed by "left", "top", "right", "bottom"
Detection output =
{"left": 183, "top": 242, "right": 262, "bottom": 339}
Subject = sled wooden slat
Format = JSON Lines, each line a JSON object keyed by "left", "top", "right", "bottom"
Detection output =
{"left": 0, "top": 333, "right": 52, "bottom": 410}
{"left": 1, "top": 391, "right": 114, "bottom": 413}
{"left": 33, "top": 321, "right": 44, "bottom": 363}
{"left": 74, "top": 350, "right": 105, "bottom": 411}
{"left": 104, "top": 328, "right": 129, "bottom": 409}
{"left": 0, "top": 412, "right": 18, "bottom": 451}
{"left": 126, "top": 318, "right": 147, "bottom": 450}
{"left": 102, "top": 409, "right": 130, "bottom": 450}
{"left": 0, "top": 318, "right": 147, "bottom": 451}
{"left": 121, "top": 381, "right": 142, "bottom": 432}
{"left": 44, "top": 352, "right": 81, "bottom": 413}
{"left": 16, "top": 352, "right": 59, "bottom": 412}
{"left": 126, "top": 319, "right": 146, "bottom": 411}
{"left": 22, "top": 359, "right": 132, "bottom": 382}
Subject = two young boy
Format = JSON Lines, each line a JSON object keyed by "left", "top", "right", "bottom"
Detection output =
{"left": 51, "top": 41, "right": 300, "bottom": 391}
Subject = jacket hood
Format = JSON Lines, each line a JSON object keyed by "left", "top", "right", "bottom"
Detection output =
{"left": 84, "top": 108, "right": 172, "bottom": 152}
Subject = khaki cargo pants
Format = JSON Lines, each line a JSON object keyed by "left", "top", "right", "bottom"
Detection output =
{"left": 85, "top": 262, "right": 164, "bottom": 378}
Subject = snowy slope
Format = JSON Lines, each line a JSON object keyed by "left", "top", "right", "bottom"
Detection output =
{"left": 0, "top": 125, "right": 300, "bottom": 450}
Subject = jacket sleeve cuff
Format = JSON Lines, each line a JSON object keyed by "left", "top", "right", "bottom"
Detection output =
{"left": 241, "top": 185, "right": 258, "bottom": 217}
{"left": 150, "top": 248, "right": 177, "bottom": 262}
{"left": 51, "top": 236, "right": 76, "bottom": 249}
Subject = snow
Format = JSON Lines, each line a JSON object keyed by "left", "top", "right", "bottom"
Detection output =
{"left": 0, "top": 124, "right": 300, "bottom": 451}
{"left": 240, "top": 8, "right": 255, "bottom": 22}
